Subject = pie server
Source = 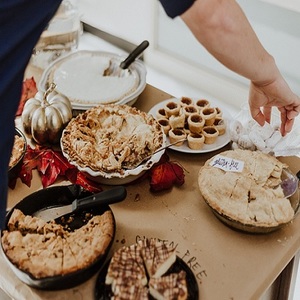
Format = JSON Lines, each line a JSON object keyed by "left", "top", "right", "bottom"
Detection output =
{"left": 33, "top": 186, "right": 127, "bottom": 222}
{"left": 103, "top": 40, "right": 149, "bottom": 77}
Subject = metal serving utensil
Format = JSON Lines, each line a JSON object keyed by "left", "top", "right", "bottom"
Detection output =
{"left": 33, "top": 186, "right": 127, "bottom": 222}
{"left": 281, "top": 168, "right": 299, "bottom": 198}
{"left": 103, "top": 40, "right": 149, "bottom": 77}
{"left": 123, "top": 138, "right": 186, "bottom": 170}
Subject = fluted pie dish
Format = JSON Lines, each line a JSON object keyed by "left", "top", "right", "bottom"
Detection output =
{"left": 61, "top": 104, "right": 165, "bottom": 185}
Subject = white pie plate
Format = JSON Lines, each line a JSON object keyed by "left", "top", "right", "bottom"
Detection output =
{"left": 39, "top": 50, "right": 147, "bottom": 111}
{"left": 148, "top": 98, "right": 232, "bottom": 154}
{"left": 61, "top": 134, "right": 167, "bottom": 185}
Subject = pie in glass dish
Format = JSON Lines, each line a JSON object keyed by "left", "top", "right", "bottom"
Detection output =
{"left": 61, "top": 104, "right": 165, "bottom": 182}
{"left": 198, "top": 149, "right": 296, "bottom": 231}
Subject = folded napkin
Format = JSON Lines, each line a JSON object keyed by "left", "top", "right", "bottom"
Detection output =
{"left": 229, "top": 104, "right": 300, "bottom": 157}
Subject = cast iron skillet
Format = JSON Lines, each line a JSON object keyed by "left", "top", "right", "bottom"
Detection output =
{"left": 1, "top": 184, "right": 123, "bottom": 290}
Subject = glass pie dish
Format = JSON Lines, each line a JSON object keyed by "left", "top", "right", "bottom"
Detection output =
{"left": 203, "top": 168, "right": 300, "bottom": 234}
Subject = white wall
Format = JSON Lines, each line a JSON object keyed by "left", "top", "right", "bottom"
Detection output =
{"left": 78, "top": 0, "right": 300, "bottom": 109}
{"left": 77, "top": 0, "right": 154, "bottom": 45}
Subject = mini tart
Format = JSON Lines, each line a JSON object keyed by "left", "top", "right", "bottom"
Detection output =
{"left": 169, "top": 128, "right": 186, "bottom": 146}
{"left": 187, "top": 113, "right": 205, "bottom": 134}
{"left": 195, "top": 99, "right": 210, "bottom": 110}
{"left": 164, "top": 101, "right": 181, "bottom": 117}
{"left": 202, "top": 126, "right": 219, "bottom": 144}
{"left": 187, "top": 132, "right": 205, "bottom": 150}
{"left": 158, "top": 118, "right": 171, "bottom": 135}
{"left": 213, "top": 117, "right": 226, "bottom": 135}
{"left": 156, "top": 108, "right": 167, "bottom": 119}
{"left": 200, "top": 107, "right": 217, "bottom": 126}
{"left": 180, "top": 96, "right": 193, "bottom": 106}
{"left": 215, "top": 107, "right": 223, "bottom": 118}
{"left": 169, "top": 112, "right": 185, "bottom": 129}
{"left": 182, "top": 105, "right": 199, "bottom": 119}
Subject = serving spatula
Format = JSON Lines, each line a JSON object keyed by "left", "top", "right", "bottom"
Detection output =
{"left": 103, "top": 40, "right": 149, "bottom": 77}
{"left": 33, "top": 186, "right": 127, "bottom": 222}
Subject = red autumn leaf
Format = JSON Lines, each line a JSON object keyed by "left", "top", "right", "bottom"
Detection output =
{"left": 16, "top": 77, "right": 38, "bottom": 116}
{"left": 10, "top": 145, "right": 103, "bottom": 192}
{"left": 73, "top": 172, "right": 103, "bottom": 193}
{"left": 19, "top": 145, "right": 43, "bottom": 186}
{"left": 149, "top": 159, "right": 185, "bottom": 192}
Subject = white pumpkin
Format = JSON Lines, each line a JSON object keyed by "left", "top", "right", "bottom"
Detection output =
{"left": 22, "top": 83, "right": 72, "bottom": 144}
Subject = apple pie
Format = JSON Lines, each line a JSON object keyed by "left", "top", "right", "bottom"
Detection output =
{"left": 1, "top": 208, "right": 114, "bottom": 278}
{"left": 61, "top": 104, "right": 164, "bottom": 175}
{"left": 198, "top": 149, "right": 295, "bottom": 228}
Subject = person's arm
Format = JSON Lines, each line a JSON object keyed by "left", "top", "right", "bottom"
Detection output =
{"left": 180, "top": 0, "right": 300, "bottom": 135}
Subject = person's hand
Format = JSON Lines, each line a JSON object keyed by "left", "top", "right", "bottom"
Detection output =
{"left": 248, "top": 76, "right": 300, "bottom": 136}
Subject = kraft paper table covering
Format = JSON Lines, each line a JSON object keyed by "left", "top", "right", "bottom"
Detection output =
{"left": 1, "top": 80, "right": 300, "bottom": 299}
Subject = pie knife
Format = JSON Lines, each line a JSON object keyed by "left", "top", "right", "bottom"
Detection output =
{"left": 33, "top": 186, "right": 127, "bottom": 222}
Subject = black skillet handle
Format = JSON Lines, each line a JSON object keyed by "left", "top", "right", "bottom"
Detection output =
{"left": 73, "top": 186, "right": 127, "bottom": 211}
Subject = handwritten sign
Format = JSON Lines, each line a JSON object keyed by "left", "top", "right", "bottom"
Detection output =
{"left": 210, "top": 155, "right": 244, "bottom": 172}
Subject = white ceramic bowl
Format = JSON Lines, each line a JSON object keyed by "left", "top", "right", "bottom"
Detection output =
{"left": 39, "top": 50, "right": 147, "bottom": 111}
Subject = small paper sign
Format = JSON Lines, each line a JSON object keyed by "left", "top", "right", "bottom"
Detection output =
{"left": 209, "top": 155, "right": 244, "bottom": 172}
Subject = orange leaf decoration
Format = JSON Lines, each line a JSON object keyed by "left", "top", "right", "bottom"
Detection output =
{"left": 16, "top": 77, "right": 38, "bottom": 116}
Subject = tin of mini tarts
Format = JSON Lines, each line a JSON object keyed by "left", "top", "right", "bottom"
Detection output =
{"left": 180, "top": 96, "right": 193, "bottom": 106}
{"left": 182, "top": 104, "right": 199, "bottom": 119}
{"left": 169, "top": 111, "right": 185, "bottom": 129}
{"left": 213, "top": 117, "right": 226, "bottom": 135}
{"left": 195, "top": 99, "right": 210, "bottom": 110}
{"left": 164, "top": 101, "right": 181, "bottom": 117}
{"left": 187, "top": 132, "right": 205, "bottom": 150}
{"left": 168, "top": 128, "right": 187, "bottom": 146}
{"left": 187, "top": 113, "right": 205, "bottom": 134}
{"left": 202, "top": 126, "right": 219, "bottom": 144}
{"left": 156, "top": 108, "right": 167, "bottom": 119}
{"left": 158, "top": 118, "right": 171, "bottom": 135}
{"left": 200, "top": 107, "right": 217, "bottom": 126}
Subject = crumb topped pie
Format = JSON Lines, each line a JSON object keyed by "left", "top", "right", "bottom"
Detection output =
{"left": 61, "top": 104, "right": 164, "bottom": 175}
{"left": 198, "top": 149, "right": 295, "bottom": 228}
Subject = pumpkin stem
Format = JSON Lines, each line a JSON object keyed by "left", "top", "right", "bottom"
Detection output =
{"left": 43, "top": 83, "right": 56, "bottom": 106}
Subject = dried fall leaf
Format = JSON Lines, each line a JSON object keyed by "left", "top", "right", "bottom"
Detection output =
{"left": 16, "top": 77, "right": 38, "bottom": 116}
{"left": 149, "top": 155, "right": 185, "bottom": 192}
{"left": 10, "top": 145, "right": 102, "bottom": 192}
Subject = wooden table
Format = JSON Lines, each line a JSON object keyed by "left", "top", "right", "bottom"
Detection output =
{"left": 1, "top": 81, "right": 300, "bottom": 300}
